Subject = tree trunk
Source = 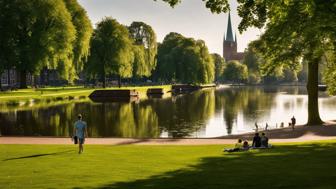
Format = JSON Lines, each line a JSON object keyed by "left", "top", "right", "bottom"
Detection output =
{"left": 19, "top": 70, "right": 27, "bottom": 89}
{"left": 118, "top": 75, "right": 121, "bottom": 88}
{"left": 306, "top": 58, "right": 323, "bottom": 125}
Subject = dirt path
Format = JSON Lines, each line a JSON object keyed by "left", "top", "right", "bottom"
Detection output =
{"left": 1, "top": 124, "right": 336, "bottom": 145}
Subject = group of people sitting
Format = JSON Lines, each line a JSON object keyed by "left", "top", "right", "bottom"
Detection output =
{"left": 224, "top": 132, "right": 271, "bottom": 152}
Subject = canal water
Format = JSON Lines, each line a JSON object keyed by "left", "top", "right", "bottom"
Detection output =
{"left": 0, "top": 86, "right": 335, "bottom": 138}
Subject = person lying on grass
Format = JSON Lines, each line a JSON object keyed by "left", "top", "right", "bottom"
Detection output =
{"left": 224, "top": 139, "right": 248, "bottom": 152}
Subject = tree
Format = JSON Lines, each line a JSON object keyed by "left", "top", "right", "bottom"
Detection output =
{"left": 243, "top": 44, "right": 262, "bottom": 84}
{"left": 157, "top": 0, "right": 230, "bottom": 13}
{"left": 323, "top": 50, "right": 336, "bottom": 94}
{"left": 223, "top": 60, "right": 248, "bottom": 83}
{"left": 62, "top": 0, "right": 93, "bottom": 83}
{"left": 0, "top": 0, "right": 76, "bottom": 88}
{"left": 85, "top": 17, "right": 134, "bottom": 88}
{"left": 237, "top": 0, "right": 336, "bottom": 125}
{"left": 128, "top": 22, "right": 157, "bottom": 79}
{"left": 154, "top": 32, "right": 214, "bottom": 84}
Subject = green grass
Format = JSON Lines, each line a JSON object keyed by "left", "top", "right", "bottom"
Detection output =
{"left": 0, "top": 85, "right": 171, "bottom": 101}
{"left": 1, "top": 141, "right": 336, "bottom": 188}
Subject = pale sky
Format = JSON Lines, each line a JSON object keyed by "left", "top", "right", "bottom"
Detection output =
{"left": 78, "top": 0, "right": 262, "bottom": 55}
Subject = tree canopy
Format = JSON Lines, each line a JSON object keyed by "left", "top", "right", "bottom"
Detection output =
{"left": 157, "top": 0, "right": 229, "bottom": 13}
{"left": 0, "top": 0, "right": 93, "bottom": 87}
{"left": 85, "top": 17, "right": 134, "bottom": 88}
{"left": 0, "top": 0, "right": 77, "bottom": 88}
{"left": 212, "top": 53, "right": 225, "bottom": 82}
{"left": 63, "top": 0, "right": 93, "bottom": 82}
{"left": 128, "top": 22, "right": 157, "bottom": 78}
{"left": 154, "top": 32, "right": 214, "bottom": 84}
{"left": 236, "top": 0, "right": 336, "bottom": 125}
{"left": 223, "top": 60, "right": 248, "bottom": 83}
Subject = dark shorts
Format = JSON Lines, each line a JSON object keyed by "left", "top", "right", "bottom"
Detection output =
{"left": 79, "top": 138, "right": 85, "bottom": 144}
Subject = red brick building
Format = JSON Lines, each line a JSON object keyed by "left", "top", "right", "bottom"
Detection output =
{"left": 223, "top": 13, "right": 245, "bottom": 62}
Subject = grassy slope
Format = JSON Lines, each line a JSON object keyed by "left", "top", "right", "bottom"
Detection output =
{"left": 0, "top": 85, "right": 171, "bottom": 101}
{"left": 1, "top": 141, "right": 336, "bottom": 189}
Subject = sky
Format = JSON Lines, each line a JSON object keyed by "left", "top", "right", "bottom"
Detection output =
{"left": 78, "top": 0, "right": 262, "bottom": 55}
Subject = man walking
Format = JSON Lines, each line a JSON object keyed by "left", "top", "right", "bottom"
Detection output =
{"left": 73, "top": 114, "right": 88, "bottom": 154}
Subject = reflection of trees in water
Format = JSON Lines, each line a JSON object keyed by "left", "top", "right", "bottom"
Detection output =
{"left": 0, "top": 101, "right": 160, "bottom": 138}
{"left": 215, "top": 87, "right": 275, "bottom": 134}
{"left": 0, "top": 103, "right": 75, "bottom": 136}
{"left": 149, "top": 89, "right": 215, "bottom": 138}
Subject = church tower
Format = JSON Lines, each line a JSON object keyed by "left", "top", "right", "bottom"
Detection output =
{"left": 223, "top": 12, "right": 238, "bottom": 62}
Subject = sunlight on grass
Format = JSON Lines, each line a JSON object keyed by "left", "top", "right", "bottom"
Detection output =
{"left": 1, "top": 141, "right": 336, "bottom": 188}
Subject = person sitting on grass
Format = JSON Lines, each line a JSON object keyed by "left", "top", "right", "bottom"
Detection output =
{"left": 261, "top": 133, "right": 269, "bottom": 148}
{"left": 224, "top": 139, "right": 243, "bottom": 152}
{"left": 242, "top": 140, "right": 250, "bottom": 150}
{"left": 252, "top": 132, "right": 261, "bottom": 148}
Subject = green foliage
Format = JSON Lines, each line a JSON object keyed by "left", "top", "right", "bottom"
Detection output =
{"left": 155, "top": 32, "right": 214, "bottom": 84}
{"left": 128, "top": 22, "right": 157, "bottom": 78}
{"left": 85, "top": 17, "right": 134, "bottom": 87}
{"left": 323, "top": 49, "right": 336, "bottom": 94}
{"left": 157, "top": 0, "right": 229, "bottom": 13}
{"left": 237, "top": 0, "right": 336, "bottom": 124}
{"left": 63, "top": 0, "right": 93, "bottom": 82}
{"left": 212, "top": 53, "right": 225, "bottom": 82}
{"left": 0, "top": 0, "right": 94, "bottom": 87}
{"left": 237, "top": 0, "right": 335, "bottom": 72}
{"left": 223, "top": 60, "right": 248, "bottom": 83}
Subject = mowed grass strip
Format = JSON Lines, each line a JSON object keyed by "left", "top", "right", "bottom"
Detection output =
{"left": 1, "top": 141, "right": 336, "bottom": 189}
{"left": 0, "top": 85, "right": 171, "bottom": 101}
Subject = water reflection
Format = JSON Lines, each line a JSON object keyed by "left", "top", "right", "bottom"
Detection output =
{"left": 0, "top": 86, "right": 335, "bottom": 138}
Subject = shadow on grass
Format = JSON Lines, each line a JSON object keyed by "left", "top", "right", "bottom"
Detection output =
{"left": 89, "top": 143, "right": 336, "bottom": 189}
{"left": 3, "top": 150, "right": 74, "bottom": 161}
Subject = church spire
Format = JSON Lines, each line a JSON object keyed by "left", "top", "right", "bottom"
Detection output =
{"left": 226, "top": 12, "right": 234, "bottom": 42}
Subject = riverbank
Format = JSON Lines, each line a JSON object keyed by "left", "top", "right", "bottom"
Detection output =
{"left": 0, "top": 85, "right": 172, "bottom": 101}
{"left": 1, "top": 122, "right": 336, "bottom": 145}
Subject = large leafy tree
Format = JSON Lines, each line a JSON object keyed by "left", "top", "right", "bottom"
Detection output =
{"left": 0, "top": 0, "right": 76, "bottom": 88}
{"left": 157, "top": 0, "right": 229, "bottom": 13}
{"left": 237, "top": 0, "right": 336, "bottom": 125}
{"left": 212, "top": 53, "right": 225, "bottom": 82}
{"left": 62, "top": 0, "right": 93, "bottom": 83}
{"left": 128, "top": 22, "right": 157, "bottom": 79}
{"left": 223, "top": 60, "right": 248, "bottom": 83}
{"left": 155, "top": 32, "right": 214, "bottom": 84}
{"left": 85, "top": 17, "right": 134, "bottom": 88}
{"left": 160, "top": 0, "right": 336, "bottom": 125}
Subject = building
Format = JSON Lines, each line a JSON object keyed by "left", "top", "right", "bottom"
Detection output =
{"left": 0, "top": 68, "right": 63, "bottom": 89}
{"left": 223, "top": 13, "right": 245, "bottom": 62}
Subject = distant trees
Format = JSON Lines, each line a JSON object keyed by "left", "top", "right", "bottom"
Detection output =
{"left": 237, "top": 0, "right": 336, "bottom": 125}
{"left": 223, "top": 60, "right": 248, "bottom": 83}
{"left": 128, "top": 22, "right": 157, "bottom": 79}
{"left": 0, "top": 0, "right": 92, "bottom": 88}
{"left": 212, "top": 53, "right": 225, "bottom": 82}
{"left": 154, "top": 32, "right": 214, "bottom": 84}
{"left": 85, "top": 17, "right": 134, "bottom": 88}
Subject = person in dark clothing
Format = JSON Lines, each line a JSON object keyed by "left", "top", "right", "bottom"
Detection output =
{"left": 291, "top": 116, "right": 296, "bottom": 130}
{"left": 261, "top": 133, "right": 269, "bottom": 147}
{"left": 252, "top": 133, "right": 261, "bottom": 148}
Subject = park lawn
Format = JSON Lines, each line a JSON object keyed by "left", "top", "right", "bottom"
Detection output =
{"left": 1, "top": 141, "right": 336, "bottom": 189}
{"left": 0, "top": 85, "right": 172, "bottom": 101}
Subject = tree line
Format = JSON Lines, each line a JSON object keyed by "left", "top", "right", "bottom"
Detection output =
{"left": 1, "top": 0, "right": 335, "bottom": 125}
